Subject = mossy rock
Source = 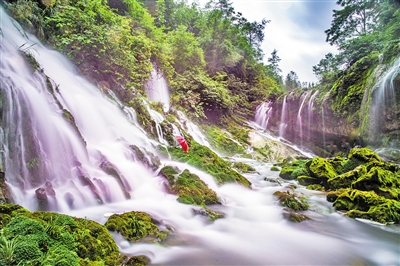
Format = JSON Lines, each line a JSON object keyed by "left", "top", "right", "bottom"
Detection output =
{"left": 232, "top": 161, "right": 255, "bottom": 173}
{"left": 297, "top": 175, "right": 320, "bottom": 186}
{"left": 279, "top": 159, "right": 310, "bottom": 180}
{"left": 0, "top": 204, "right": 30, "bottom": 229}
{"left": 270, "top": 166, "right": 280, "bottom": 171}
{"left": 351, "top": 166, "right": 400, "bottom": 199}
{"left": 192, "top": 207, "right": 225, "bottom": 221}
{"left": 331, "top": 189, "right": 400, "bottom": 224}
{"left": 273, "top": 191, "right": 309, "bottom": 211}
{"left": 164, "top": 140, "right": 251, "bottom": 188}
{"left": 172, "top": 169, "right": 221, "bottom": 206}
{"left": 282, "top": 208, "right": 311, "bottom": 223}
{"left": 124, "top": 255, "right": 151, "bottom": 266}
{"left": 308, "top": 157, "right": 337, "bottom": 188}
{"left": 159, "top": 165, "right": 179, "bottom": 186}
{"left": 348, "top": 148, "right": 382, "bottom": 164}
{"left": 328, "top": 165, "right": 367, "bottom": 189}
{"left": 105, "top": 211, "right": 169, "bottom": 242}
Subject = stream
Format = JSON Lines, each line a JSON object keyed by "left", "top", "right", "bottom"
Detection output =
{"left": 0, "top": 6, "right": 399, "bottom": 266}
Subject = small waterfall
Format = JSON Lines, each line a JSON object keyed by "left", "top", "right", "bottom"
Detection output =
{"left": 307, "top": 90, "right": 319, "bottom": 141}
{"left": 254, "top": 101, "right": 272, "bottom": 130}
{"left": 145, "top": 66, "right": 170, "bottom": 112}
{"left": 322, "top": 106, "right": 326, "bottom": 150}
{"left": 296, "top": 91, "right": 310, "bottom": 148}
{"left": 278, "top": 96, "right": 288, "bottom": 138}
{"left": 369, "top": 57, "right": 400, "bottom": 146}
{"left": 176, "top": 111, "right": 211, "bottom": 147}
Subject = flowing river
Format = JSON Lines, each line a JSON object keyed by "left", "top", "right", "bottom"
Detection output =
{"left": 0, "top": 7, "right": 399, "bottom": 265}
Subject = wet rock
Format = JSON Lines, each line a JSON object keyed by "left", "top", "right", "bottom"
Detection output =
{"left": 45, "top": 181, "right": 56, "bottom": 197}
{"left": 35, "top": 187, "right": 48, "bottom": 210}
{"left": 64, "top": 192, "right": 74, "bottom": 208}
{"left": 100, "top": 160, "right": 131, "bottom": 199}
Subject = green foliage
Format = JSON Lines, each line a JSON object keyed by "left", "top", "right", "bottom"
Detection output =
{"left": 163, "top": 139, "right": 251, "bottom": 187}
{"left": 105, "top": 211, "right": 168, "bottom": 242}
{"left": 165, "top": 25, "right": 205, "bottom": 74}
{"left": 204, "top": 126, "right": 245, "bottom": 156}
{"left": 172, "top": 169, "right": 221, "bottom": 206}
{"left": 0, "top": 207, "right": 123, "bottom": 265}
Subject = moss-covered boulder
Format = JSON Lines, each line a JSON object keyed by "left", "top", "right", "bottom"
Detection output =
{"left": 278, "top": 159, "right": 310, "bottom": 180}
{"left": 280, "top": 147, "right": 400, "bottom": 224}
{"left": 273, "top": 190, "right": 310, "bottom": 223}
{"left": 105, "top": 211, "right": 169, "bottom": 242}
{"left": 171, "top": 169, "right": 221, "bottom": 206}
{"left": 0, "top": 206, "right": 126, "bottom": 265}
{"left": 162, "top": 140, "right": 251, "bottom": 188}
{"left": 329, "top": 189, "right": 400, "bottom": 224}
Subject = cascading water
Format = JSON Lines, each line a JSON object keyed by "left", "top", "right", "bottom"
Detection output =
{"left": 369, "top": 56, "right": 400, "bottom": 146}
{"left": 145, "top": 66, "right": 170, "bottom": 112}
{"left": 296, "top": 91, "right": 310, "bottom": 148}
{"left": 278, "top": 95, "right": 288, "bottom": 138}
{"left": 1, "top": 8, "right": 399, "bottom": 265}
{"left": 254, "top": 101, "right": 272, "bottom": 130}
{"left": 307, "top": 90, "right": 319, "bottom": 140}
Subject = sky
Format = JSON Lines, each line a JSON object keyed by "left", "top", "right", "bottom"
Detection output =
{"left": 193, "top": 0, "right": 339, "bottom": 83}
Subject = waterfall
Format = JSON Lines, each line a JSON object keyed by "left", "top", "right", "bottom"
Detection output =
{"left": 296, "top": 91, "right": 310, "bottom": 148}
{"left": 145, "top": 66, "right": 170, "bottom": 112}
{"left": 0, "top": 8, "right": 161, "bottom": 211}
{"left": 307, "top": 90, "right": 319, "bottom": 141}
{"left": 278, "top": 95, "right": 288, "bottom": 138}
{"left": 369, "top": 57, "right": 400, "bottom": 147}
{"left": 254, "top": 101, "right": 272, "bottom": 130}
{"left": 1, "top": 8, "right": 399, "bottom": 266}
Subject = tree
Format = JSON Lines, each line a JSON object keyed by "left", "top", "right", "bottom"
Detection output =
{"left": 267, "top": 49, "right": 282, "bottom": 84}
{"left": 325, "top": 0, "right": 379, "bottom": 46}
{"left": 284, "top": 71, "right": 300, "bottom": 91}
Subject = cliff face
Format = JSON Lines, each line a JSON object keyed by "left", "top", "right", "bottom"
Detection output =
{"left": 263, "top": 55, "right": 400, "bottom": 158}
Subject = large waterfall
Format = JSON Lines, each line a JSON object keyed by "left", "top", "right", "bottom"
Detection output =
{"left": 1, "top": 7, "right": 399, "bottom": 265}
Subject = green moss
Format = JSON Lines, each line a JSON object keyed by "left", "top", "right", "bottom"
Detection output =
{"left": 328, "top": 165, "right": 367, "bottom": 189}
{"left": 279, "top": 159, "right": 310, "bottom": 180}
{"left": 159, "top": 166, "right": 179, "bottom": 186}
{"left": 306, "top": 184, "right": 325, "bottom": 191}
{"left": 164, "top": 140, "right": 251, "bottom": 188}
{"left": 204, "top": 126, "right": 245, "bottom": 156}
{"left": 348, "top": 147, "right": 382, "bottom": 164}
{"left": 273, "top": 191, "right": 309, "bottom": 211}
{"left": 331, "top": 189, "right": 400, "bottom": 224}
{"left": 172, "top": 169, "right": 221, "bottom": 206}
{"left": 308, "top": 157, "right": 337, "bottom": 188}
{"left": 105, "top": 211, "right": 169, "bottom": 242}
{"left": 232, "top": 162, "right": 255, "bottom": 173}
{"left": 282, "top": 209, "right": 311, "bottom": 223}
{"left": 270, "top": 166, "right": 280, "bottom": 171}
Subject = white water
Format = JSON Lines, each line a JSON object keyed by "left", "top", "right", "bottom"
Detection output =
{"left": 254, "top": 101, "right": 272, "bottom": 130}
{"left": 296, "top": 91, "right": 310, "bottom": 148}
{"left": 370, "top": 56, "right": 400, "bottom": 146}
{"left": 1, "top": 8, "right": 399, "bottom": 265}
{"left": 278, "top": 95, "right": 287, "bottom": 138}
{"left": 145, "top": 66, "right": 170, "bottom": 112}
{"left": 307, "top": 90, "right": 319, "bottom": 141}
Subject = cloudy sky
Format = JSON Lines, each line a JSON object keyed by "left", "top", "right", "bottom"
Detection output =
{"left": 194, "top": 0, "right": 339, "bottom": 83}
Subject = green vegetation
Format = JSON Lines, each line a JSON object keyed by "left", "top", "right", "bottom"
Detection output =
{"left": 0, "top": 204, "right": 130, "bottom": 265}
{"left": 105, "top": 211, "right": 169, "bottom": 242}
{"left": 3, "top": 0, "right": 282, "bottom": 124}
{"left": 161, "top": 139, "right": 251, "bottom": 188}
{"left": 280, "top": 148, "right": 400, "bottom": 224}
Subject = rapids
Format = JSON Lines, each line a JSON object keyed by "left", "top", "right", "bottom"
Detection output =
{"left": 0, "top": 7, "right": 399, "bottom": 265}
